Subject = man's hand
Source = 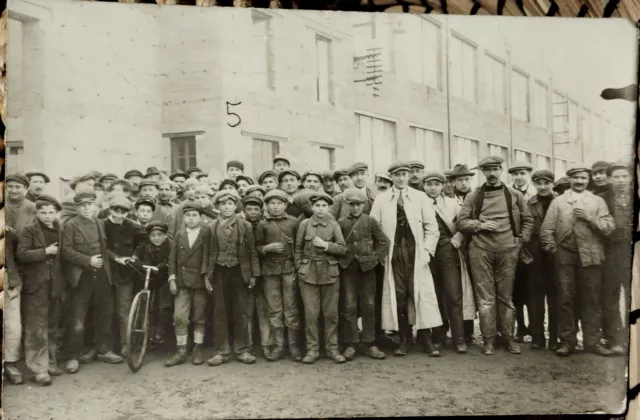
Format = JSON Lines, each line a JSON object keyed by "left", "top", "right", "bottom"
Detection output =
{"left": 573, "top": 208, "right": 593, "bottom": 225}
{"left": 312, "top": 236, "right": 328, "bottom": 249}
{"left": 204, "top": 276, "right": 213, "bottom": 294}
{"left": 248, "top": 277, "right": 256, "bottom": 289}
{"left": 45, "top": 242, "right": 59, "bottom": 256}
{"left": 168, "top": 278, "right": 178, "bottom": 296}
{"left": 423, "top": 252, "right": 431, "bottom": 269}
{"left": 266, "top": 243, "right": 285, "bottom": 253}
{"left": 115, "top": 256, "right": 132, "bottom": 266}
{"left": 450, "top": 236, "right": 462, "bottom": 249}
{"left": 90, "top": 255, "right": 104, "bottom": 269}
{"left": 480, "top": 221, "right": 500, "bottom": 232}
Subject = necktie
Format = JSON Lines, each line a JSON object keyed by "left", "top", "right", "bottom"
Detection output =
{"left": 433, "top": 198, "right": 437, "bottom": 205}
{"left": 397, "top": 192, "right": 404, "bottom": 206}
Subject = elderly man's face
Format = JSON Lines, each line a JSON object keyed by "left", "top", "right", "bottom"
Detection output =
{"left": 592, "top": 170, "right": 608, "bottom": 187}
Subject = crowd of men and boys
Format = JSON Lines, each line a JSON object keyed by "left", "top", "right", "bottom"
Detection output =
{"left": 3, "top": 154, "right": 633, "bottom": 386}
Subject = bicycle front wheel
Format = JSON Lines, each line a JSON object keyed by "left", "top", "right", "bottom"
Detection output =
{"left": 126, "top": 290, "right": 151, "bottom": 372}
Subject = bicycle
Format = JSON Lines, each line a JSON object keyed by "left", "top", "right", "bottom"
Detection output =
{"left": 125, "top": 262, "right": 158, "bottom": 373}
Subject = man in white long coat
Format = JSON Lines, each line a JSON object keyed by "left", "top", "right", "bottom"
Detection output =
{"left": 370, "top": 161, "right": 442, "bottom": 356}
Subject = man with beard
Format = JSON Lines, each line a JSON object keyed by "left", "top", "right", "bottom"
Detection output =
{"left": 375, "top": 173, "right": 393, "bottom": 194}
{"left": 540, "top": 165, "right": 614, "bottom": 357}
{"left": 589, "top": 161, "right": 612, "bottom": 194}
{"left": 407, "top": 161, "right": 425, "bottom": 191}
{"left": 322, "top": 170, "right": 340, "bottom": 197}
{"left": 25, "top": 172, "right": 50, "bottom": 203}
{"left": 598, "top": 161, "right": 633, "bottom": 356}
{"left": 457, "top": 156, "right": 533, "bottom": 356}
{"left": 443, "top": 170, "right": 456, "bottom": 198}
{"left": 334, "top": 168, "right": 354, "bottom": 192}
{"left": 330, "top": 162, "right": 376, "bottom": 220}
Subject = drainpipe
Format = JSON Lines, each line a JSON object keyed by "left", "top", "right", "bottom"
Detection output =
{"left": 444, "top": 18, "right": 452, "bottom": 168}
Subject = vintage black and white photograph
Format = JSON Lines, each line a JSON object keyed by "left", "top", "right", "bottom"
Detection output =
{"left": 3, "top": 0, "right": 637, "bottom": 417}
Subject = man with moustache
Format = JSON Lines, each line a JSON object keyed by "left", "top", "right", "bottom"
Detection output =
{"left": 330, "top": 162, "right": 376, "bottom": 220}
{"left": 457, "top": 156, "right": 533, "bottom": 356}
{"left": 322, "top": 170, "right": 340, "bottom": 197}
{"left": 375, "top": 173, "right": 393, "bottom": 194}
{"left": 25, "top": 172, "right": 51, "bottom": 203}
{"left": 407, "top": 161, "right": 425, "bottom": 191}
{"left": 540, "top": 165, "right": 614, "bottom": 357}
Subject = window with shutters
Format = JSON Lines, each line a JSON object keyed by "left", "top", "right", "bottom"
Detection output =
{"left": 316, "top": 35, "right": 334, "bottom": 104}
{"left": 554, "top": 158, "right": 568, "bottom": 180}
{"left": 511, "top": 69, "right": 530, "bottom": 122}
{"left": 356, "top": 114, "right": 397, "bottom": 175}
{"left": 536, "top": 154, "right": 552, "bottom": 171}
{"left": 450, "top": 35, "right": 477, "bottom": 103}
{"left": 532, "top": 81, "right": 549, "bottom": 128}
{"left": 319, "top": 146, "right": 336, "bottom": 171}
{"left": 484, "top": 53, "right": 506, "bottom": 114}
{"left": 411, "top": 126, "right": 444, "bottom": 171}
{"left": 513, "top": 149, "right": 532, "bottom": 164}
{"left": 488, "top": 143, "right": 509, "bottom": 182}
{"left": 170, "top": 136, "right": 197, "bottom": 173}
{"left": 252, "top": 138, "right": 280, "bottom": 177}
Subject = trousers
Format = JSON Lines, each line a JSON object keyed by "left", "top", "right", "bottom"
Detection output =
{"left": 4, "top": 285, "right": 22, "bottom": 363}
{"left": 23, "top": 282, "right": 61, "bottom": 374}
{"left": 212, "top": 264, "right": 252, "bottom": 355}
{"left": 263, "top": 273, "right": 301, "bottom": 331}
{"left": 114, "top": 283, "right": 134, "bottom": 349}
{"left": 513, "top": 261, "right": 530, "bottom": 335}
{"left": 432, "top": 242, "right": 465, "bottom": 345}
{"left": 151, "top": 283, "right": 173, "bottom": 335}
{"left": 392, "top": 240, "right": 415, "bottom": 313}
{"left": 248, "top": 280, "right": 273, "bottom": 348}
{"left": 602, "top": 243, "right": 630, "bottom": 346}
{"left": 299, "top": 281, "right": 340, "bottom": 353}
{"left": 527, "top": 242, "right": 557, "bottom": 344}
{"left": 173, "top": 287, "right": 206, "bottom": 345}
{"left": 340, "top": 261, "right": 377, "bottom": 345}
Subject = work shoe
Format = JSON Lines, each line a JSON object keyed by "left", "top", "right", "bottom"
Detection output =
{"left": 394, "top": 343, "right": 408, "bottom": 357}
{"left": 328, "top": 350, "right": 346, "bottom": 364}
{"left": 48, "top": 364, "right": 64, "bottom": 377}
{"left": 65, "top": 359, "right": 80, "bottom": 374}
{"left": 262, "top": 346, "right": 273, "bottom": 360}
{"left": 206, "top": 354, "right": 229, "bottom": 367}
{"left": 455, "top": 343, "right": 468, "bottom": 354}
{"left": 289, "top": 347, "right": 302, "bottom": 363}
{"left": 465, "top": 335, "right": 474, "bottom": 345}
{"left": 366, "top": 346, "right": 386, "bottom": 360}
{"left": 268, "top": 347, "right": 284, "bottom": 362}
{"left": 33, "top": 373, "right": 52, "bottom": 387}
{"left": 165, "top": 346, "right": 188, "bottom": 367}
{"left": 5, "top": 364, "right": 23, "bottom": 385}
{"left": 98, "top": 351, "right": 124, "bottom": 364}
{"left": 531, "top": 341, "right": 544, "bottom": 350}
{"left": 585, "top": 344, "right": 614, "bottom": 357}
{"left": 609, "top": 345, "right": 626, "bottom": 356}
{"left": 120, "top": 347, "right": 128, "bottom": 359}
{"left": 343, "top": 346, "right": 357, "bottom": 361}
{"left": 483, "top": 341, "right": 495, "bottom": 356}
{"left": 192, "top": 344, "right": 204, "bottom": 366}
{"left": 555, "top": 344, "right": 573, "bottom": 357}
{"left": 423, "top": 334, "right": 440, "bottom": 357}
{"left": 302, "top": 351, "right": 320, "bottom": 365}
{"left": 80, "top": 349, "right": 97, "bottom": 364}
{"left": 237, "top": 352, "right": 256, "bottom": 364}
{"left": 506, "top": 341, "right": 522, "bottom": 355}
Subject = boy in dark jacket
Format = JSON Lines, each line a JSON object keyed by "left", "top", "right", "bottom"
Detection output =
{"left": 337, "top": 188, "right": 389, "bottom": 361}
{"left": 295, "top": 191, "right": 348, "bottom": 365}
{"left": 17, "top": 195, "right": 66, "bottom": 386}
{"left": 166, "top": 203, "right": 210, "bottom": 367}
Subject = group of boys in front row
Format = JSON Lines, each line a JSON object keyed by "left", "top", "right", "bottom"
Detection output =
{"left": 3, "top": 154, "right": 632, "bottom": 387}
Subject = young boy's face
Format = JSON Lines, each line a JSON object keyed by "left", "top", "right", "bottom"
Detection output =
{"left": 424, "top": 180, "right": 443, "bottom": 199}
{"left": 267, "top": 198, "right": 287, "bottom": 216}
{"left": 534, "top": 179, "right": 553, "bottom": 197}
{"left": 77, "top": 202, "right": 96, "bottom": 219}
{"left": 37, "top": 204, "right": 58, "bottom": 226}
{"left": 280, "top": 174, "right": 300, "bottom": 194}
{"left": 348, "top": 201, "right": 364, "bottom": 217}
{"left": 137, "top": 204, "right": 153, "bottom": 224}
{"left": 218, "top": 199, "right": 238, "bottom": 218}
{"left": 227, "top": 167, "right": 243, "bottom": 180}
{"left": 244, "top": 204, "right": 261, "bottom": 220}
{"left": 195, "top": 193, "right": 211, "bottom": 209}
{"left": 237, "top": 180, "right": 250, "bottom": 190}
{"left": 110, "top": 207, "right": 128, "bottom": 224}
{"left": 149, "top": 230, "right": 168, "bottom": 246}
{"left": 183, "top": 210, "right": 201, "bottom": 228}
{"left": 248, "top": 190, "right": 265, "bottom": 201}
{"left": 261, "top": 176, "right": 277, "bottom": 192}
{"left": 222, "top": 184, "right": 237, "bottom": 192}
{"left": 312, "top": 200, "right": 330, "bottom": 218}
{"left": 511, "top": 170, "right": 530, "bottom": 188}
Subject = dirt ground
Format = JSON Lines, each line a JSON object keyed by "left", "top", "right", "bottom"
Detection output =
{"left": 3, "top": 334, "right": 629, "bottom": 420}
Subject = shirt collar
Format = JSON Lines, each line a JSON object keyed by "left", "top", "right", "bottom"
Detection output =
{"left": 266, "top": 213, "right": 287, "bottom": 221}
{"left": 186, "top": 226, "right": 201, "bottom": 234}
{"left": 390, "top": 186, "right": 410, "bottom": 201}
{"left": 311, "top": 216, "right": 328, "bottom": 226}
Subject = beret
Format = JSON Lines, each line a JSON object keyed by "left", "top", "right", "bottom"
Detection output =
{"left": 607, "top": 161, "right": 632, "bottom": 176}
{"left": 138, "top": 179, "right": 159, "bottom": 189}
{"left": 110, "top": 194, "right": 133, "bottom": 211}
{"left": 146, "top": 221, "right": 168, "bottom": 234}
{"left": 388, "top": 161, "right": 411, "bottom": 174}
{"left": 245, "top": 185, "right": 266, "bottom": 196}
{"left": 213, "top": 189, "right": 240, "bottom": 204}
{"left": 110, "top": 179, "right": 132, "bottom": 191}
{"left": 332, "top": 168, "right": 349, "bottom": 182}
{"left": 566, "top": 165, "right": 591, "bottom": 177}
{"left": 169, "top": 172, "right": 189, "bottom": 181}
{"left": 182, "top": 202, "right": 203, "bottom": 215}
{"left": 196, "top": 173, "right": 209, "bottom": 180}
{"left": 25, "top": 172, "right": 51, "bottom": 183}
{"left": 309, "top": 191, "right": 334, "bottom": 205}
{"left": 184, "top": 178, "right": 201, "bottom": 189}
{"left": 144, "top": 167, "right": 161, "bottom": 177}
{"left": 74, "top": 189, "right": 97, "bottom": 205}
{"left": 278, "top": 169, "right": 302, "bottom": 184}
{"left": 449, "top": 164, "right": 475, "bottom": 178}
{"left": 194, "top": 185, "right": 214, "bottom": 196}
{"left": 273, "top": 155, "right": 290, "bottom": 165}
{"left": 477, "top": 156, "right": 504, "bottom": 168}
{"left": 242, "top": 195, "right": 264, "bottom": 208}
{"left": 264, "top": 189, "right": 290, "bottom": 203}
{"left": 236, "top": 175, "right": 255, "bottom": 185}
{"left": 407, "top": 160, "right": 425, "bottom": 170}
{"left": 348, "top": 162, "right": 369, "bottom": 176}
{"left": 591, "top": 161, "right": 610, "bottom": 173}
{"left": 531, "top": 170, "right": 555, "bottom": 183}
{"left": 302, "top": 171, "right": 323, "bottom": 182}
{"left": 134, "top": 198, "right": 156, "bottom": 211}
{"left": 124, "top": 170, "right": 144, "bottom": 179}
{"left": 508, "top": 161, "right": 534, "bottom": 173}
{"left": 35, "top": 194, "right": 61, "bottom": 211}
{"left": 342, "top": 188, "right": 367, "bottom": 204}
{"left": 69, "top": 174, "right": 96, "bottom": 190}
{"left": 422, "top": 171, "right": 445, "bottom": 184}
{"left": 375, "top": 172, "right": 393, "bottom": 183}
{"left": 186, "top": 167, "right": 203, "bottom": 174}
{"left": 98, "top": 173, "right": 118, "bottom": 183}
{"left": 219, "top": 179, "right": 239, "bottom": 191}
{"left": 226, "top": 160, "right": 245, "bottom": 171}
{"left": 258, "top": 170, "right": 277, "bottom": 184}
{"left": 6, "top": 174, "right": 30, "bottom": 188}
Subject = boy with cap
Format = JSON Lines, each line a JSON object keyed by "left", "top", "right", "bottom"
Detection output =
{"left": 134, "top": 199, "right": 155, "bottom": 228}
{"left": 273, "top": 155, "right": 291, "bottom": 174}
{"left": 226, "top": 160, "right": 245, "bottom": 180}
{"left": 25, "top": 171, "right": 50, "bottom": 203}
{"left": 132, "top": 221, "right": 173, "bottom": 344}
{"left": 245, "top": 185, "right": 266, "bottom": 202}
{"left": 337, "top": 188, "right": 390, "bottom": 360}
{"left": 204, "top": 190, "right": 261, "bottom": 366}
{"left": 255, "top": 189, "right": 302, "bottom": 362}
{"left": 540, "top": 165, "right": 614, "bottom": 357}
{"left": 62, "top": 189, "right": 123, "bottom": 374}
{"left": 589, "top": 161, "right": 612, "bottom": 194}
{"left": 258, "top": 170, "right": 278, "bottom": 193}
{"left": 526, "top": 169, "right": 558, "bottom": 350}
{"left": 330, "top": 162, "right": 377, "bottom": 220}
{"left": 138, "top": 179, "right": 159, "bottom": 202}
{"left": 450, "top": 164, "right": 475, "bottom": 207}
{"left": 302, "top": 171, "right": 323, "bottom": 192}
{"left": 166, "top": 203, "right": 211, "bottom": 367}
{"left": 17, "top": 195, "right": 65, "bottom": 385}
{"left": 295, "top": 191, "right": 348, "bottom": 364}
{"left": 124, "top": 170, "right": 143, "bottom": 190}
{"left": 193, "top": 185, "right": 217, "bottom": 224}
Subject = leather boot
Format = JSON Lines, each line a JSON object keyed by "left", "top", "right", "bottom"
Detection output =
{"left": 288, "top": 329, "right": 302, "bottom": 362}
{"left": 48, "top": 344, "right": 63, "bottom": 377}
{"left": 423, "top": 330, "right": 440, "bottom": 357}
{"left": 33, "top": 373, "right": 52, "bottom": 387}
{"left": 483, "top": 338, "right": 495, "bottom": 356}
{"left": 165, "top": 345, "right": 188, "bottom": 367}
{"left": 5, "top": 363, "right": 23, "bottom": 385}
{"left": 268, "top": 328, "right": 285, "bottom": 361}
{"left": 394, "top": 310, "right": 409, "bottom": 357}
{"left": 192, "top": 344, "right": 204, "bottom": 365}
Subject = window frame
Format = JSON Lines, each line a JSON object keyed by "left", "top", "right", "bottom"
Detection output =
{"left": 315, "top": 34, "right": 334, "bottom": 105}
{"left": 510, "top": 67, "right": 530, "bottom": 123}
{"left": 449, "top": 32, "right": 478, "bottom": 104}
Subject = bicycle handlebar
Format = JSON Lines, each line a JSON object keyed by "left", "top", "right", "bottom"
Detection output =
{"left": 142, "top": 265, "right": 159, "bottom": 273}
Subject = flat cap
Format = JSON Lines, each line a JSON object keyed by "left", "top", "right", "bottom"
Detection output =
{"left": 69, "top": 174, "right": 96, "bottom": 190}
{"left": 444, "top": 169, "right": 453, "bottom": 178}
{"left": 93, "top": 181, "right": 104, "bottom": 190}
{"left": 134, "top": 198, "right": 156, "bottom": 211}
{"left": 553, "top": 176, "right": 570, "bottom": 189}
{"left": 146, "top": 221, "right": 169, "bottom": 234}
{"left": 607, "top": 161, "right": 632, "bottom": 175}
{"left": 309, "top": 191, "right": 334, "bottom": 205}
{"left": 302, "top": 171, "right": 323, "bottom": 182}
{"left": 273, "top": 155, "right": 290, "bottom": 165}
{"left": 407, "top": 160, "right": 425, "bottom": 170}
{"left": 245, "top": 185, "right": 266, "bottom": 196}
{"left": 144, "top": 167, "right": 161, "bottom": 178}
{"left": 124, "top": 169, "right": 144, "bottom": 179}
{"left": 226, "top": 160, "right": 245, "bottom": 171}
{"left": 184, "top": 178, "right": 201, "bottom": 189}
{"left": 157, "top": 178, "right": 172, "bottom": 188}
{"left": 74, "top": 189, "right": 97, "bottom": 205}
{"left": 169, "top": 172, "right": 189, "bottom": 181}
{"left": 264, "top": 189, "right": 290, "bottom": 203}
{"left": 321, "top": 170, "right": 334, "bottom": 180}
{"left": 591, "top": 161, "right": 610, "bottom": 173}
{"left": 219, "top": 179, "right": 239, "bottom": 191}
{"left": 531, "top": 169, "right": 555, "bottom": 183}
{"left": 35, "top": 194, "right": 61, "bottom": 211}
{"left": 138, "top": 179, "right": 159, "bottom": 189}
{"left": 477, "top": 156, "right": 504, "bottom": 168}
{"left": 508, "top": 161, "right": 534, "bottom": 173}
{"left": 99, "top": 173, "right": 118, "bottom": 183}
{"left": 213, "top": 189, "right": 240, "bottom": 204}
{"left": 375, "top": 172, "right": 393, "bottom": 183}
{"left": 566, "top": 165, "right": 591, "bottom": 177}
{"left": 182, "top": 201, "right": 203, "bottom": 215}
{"left": 422, "top": 171, "right": 446, "bottom": 184}
{"left": 110, "top": 194, "right": 132, "bottom": 211}
{"left": 236, "top": 175, "right": 255, "bottom": 185}
{"left": 186, "top": 167, "right": 203, "bottom": 175}
{"left": 194, "top": 185, "right": 215, "bottom": 196}
{"left": 110, "top": 179, "right": 132, "bottom": 191}
{"left": 348, "top": 162, "right": 369, "bottom": 176}
{"left": 242, "top": 195, "right": 264, "bottom": 208}
{"left": 342, "top": 188, "right": 367, "bottom": 204}
{"left": 449, "top": 164, "right": 475, "bottom": 178}
{"left": 6, "top": 174, "right": 30, "bottom": 188}
{"left": 25, "top": 172, "right": 51, "bottom": 183}
{"left": 196, "top": 173, "right": 209, "bottom": 180}
{"left": 332, "top": 168, "right": 349, "bottom": 182}
{"left": 258, "top": 170, "right": 277, "bottom": 185}
{"left": 388, "top": 161, "right": 411, "bottom": 174}
{"left": 278, "top": 169, "right": 302, "bottom": 184}
{"left": 88, "top": 170, "right": 103, "bottom": 180}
